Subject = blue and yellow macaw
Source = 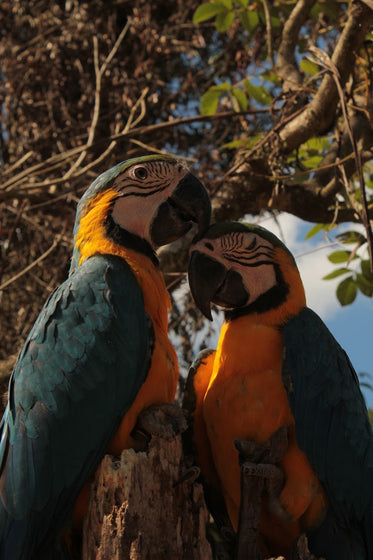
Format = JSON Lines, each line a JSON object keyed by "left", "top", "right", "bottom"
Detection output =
{"left": 186, "top": 221, "right": 373, "bottom": 560}
{"left": 0, "top": 155, "right": 211, "bottom": 559}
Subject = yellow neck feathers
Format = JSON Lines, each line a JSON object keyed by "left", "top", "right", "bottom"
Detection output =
{"left": 75, "top": 189, "right": 170, "bottom": 332}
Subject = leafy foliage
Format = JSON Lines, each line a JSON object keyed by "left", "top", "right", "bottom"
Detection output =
{"left": 306, "top": 223, "right": 372, "bottom": 305}
{"left": 324, "top": 232, "right": 372, "bottom": 305}
{"left": 193, "top": 0, "right": 260, "bottom": 33}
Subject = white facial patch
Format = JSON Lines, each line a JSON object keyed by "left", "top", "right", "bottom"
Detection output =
{"left": 110, "top": 160, "right": 188, "bottom": 244}
{"left": 194, "top": 231, "right": 278, "bottom": 305}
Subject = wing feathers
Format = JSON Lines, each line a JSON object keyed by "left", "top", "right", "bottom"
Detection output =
{"left": 0, "top": 254, "right": 151, "bottom": 557}
{"left": 282, "top": 307, "right": 373, "bottom": 533}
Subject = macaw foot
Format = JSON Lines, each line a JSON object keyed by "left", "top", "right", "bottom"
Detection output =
{"left": 233, "top": 426, "right": 289, "bottom": 560}
{"left": 131, "top": 402, "right": 188, "bottom": 451}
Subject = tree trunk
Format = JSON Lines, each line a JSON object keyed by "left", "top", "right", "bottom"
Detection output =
{"left": 82, "top": 430, "right": 212, "bottom": 560}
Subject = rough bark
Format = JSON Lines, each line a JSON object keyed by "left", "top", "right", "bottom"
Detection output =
{"left": 82, "top": 431, "right": 212, "bottom": 560}
{"left": 277, "top": 0, "right": 373, "bottom": 151}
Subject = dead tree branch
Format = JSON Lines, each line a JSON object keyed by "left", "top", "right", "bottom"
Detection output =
{"left": 278, "top": 0, "right": 373, "bottom": 151}
{"left": 276, "top": 0, "right": 316, "bottom": 92}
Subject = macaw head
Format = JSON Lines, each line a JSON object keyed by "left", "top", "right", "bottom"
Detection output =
{"left": 188, "top": 221, "right": 306, "bottom": 323}
{"left": 70, "top": 155, "right": 211, "bottom": 271}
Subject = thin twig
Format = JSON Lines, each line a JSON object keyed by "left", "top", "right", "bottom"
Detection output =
{"left": 1, "top": 108, "right": 271, "bottom": 193}
{"left": 337, "top": 159, "right": 361, "bottom": 216}
{"left": 76, "top": 87, "right": 150, "bottom": 178}
{"left": 222, "top": 104, "right": 308, "bottom": 182}
{"left": 63, "top": 21, "right": 131, "bottom": 179}
{"left": 276, "top": 0, "right": 316, "bottom": 90}
{"left": 129, "top": 138, "right": 196, "bottom": 160}
{"left": 310, "top": 45, "right": 373, "bottom": 275}
{"left": 1, "top": 152, "right": 34, "bottom": 176}
{"left": 278, "top": 1, "right": 373, "bottom": 152}
{"left": 122, "top": 87, "right": 149, "bottom": 134}
{"left": 261, "top": 0, "right": 274, "bottom": 69}
{"left": 0, "top": 236, "right": 62, "bottom": 292}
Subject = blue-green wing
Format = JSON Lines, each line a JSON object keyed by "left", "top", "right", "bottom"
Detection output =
{"left": 0, "top": 254, "right": 151, "bottom": 559}
{"left": 282, "top": 307, "right": 373, "bottom": 557}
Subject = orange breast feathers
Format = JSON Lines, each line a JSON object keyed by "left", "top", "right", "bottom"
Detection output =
{"left": 202, "top": 315, "right": 327, "bottom": 553}
{"left": 73, "top": 265, "right": 178, "bottom": 525}
{"left": 107, "top": 246, "right": 179, "bottom": 454}
{"left": 186, "top": 350, "right": 220, "bottom": 490}
{"left": 75, "top": 187, "right": 179, "bottom": 450}
{"left": 73, "top": 193, "right": 179, "bottom": 523}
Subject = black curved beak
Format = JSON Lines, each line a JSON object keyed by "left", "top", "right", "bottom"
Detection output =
{"left": 188, "top": 250, "right": 249, "bottom": 320}
{"left": 150, "top": 173, "right": 211, "bottom": 247}
{"left": 188, "top": 251, "right": 227, "bottom": 321}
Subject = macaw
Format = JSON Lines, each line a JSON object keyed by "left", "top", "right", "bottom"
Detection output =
{"left": 186, "top": 221, "right": 373, "bottom": 560}
{"left": 0, "top": 155, "right": 211, "bottom": 560}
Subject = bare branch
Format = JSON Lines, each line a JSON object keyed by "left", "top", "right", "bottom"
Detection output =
{"left": 63, "top": 21, "right": 131, "bottom": 179}
{"left": 278, "top": 0, "right": 373, "bottom": 151}
{"left": 310, "top": 46, "right": 373, "bottom": 274}
{"left": 276, "top": 0, "right": 316, "bottom": 91}
{"left": 0, "top": 109, "right": 271, "bottom": 197}
{"left": 0, "top": 236, "right": 62, "bottom": 292}
{"left": 262, "top": 0, "right": 275, "bottom": 69}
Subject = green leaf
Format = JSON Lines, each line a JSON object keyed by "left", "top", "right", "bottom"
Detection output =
{"left": 300, "top": 58, "right": 320, "bottom": 76}
{"left": 301, "top": 154, "right": 323, "bottom": 169}
{"left": 311, "top": 2, "right": 339, "bottom": 20}
{"left": 200, "top": 83, "right": 231, "bottom": 115}
{"left": 236, "top": 0, "right": 249, "bottom": 6}
{"left": 270, "top": 16, "right": 281, "bottom": 29}
{"left": 361, "top": 259, "right": 373, "bottom": 280}
{"left": 215, "top": 10, "right": 235, "bottom": 31}
{"left": 260, "top": 70, "right": 280, "bottom": 84}
{"left": 305, "top": 223, "right": 330, "bottom": 240}
{"left": 239, "top": 10, "right": 259, "bottom": 32}
{"left": 217, "top": 0, "right": 233, "bottom": 8}
{"left": 221, "top": 132, "right": 262, "bottom": 150}
{"left": 303, "top": 136, "right": 330, "bottom": 151}
{"left": 245, "top": 132, "right": 263, "bottom": 148}
{"left": 336, "top": 230, "right": 366, "bottom": 245}
{"left": 356, "top": 273, "right": 373, "bottom": 297}
{"left": 323, "top": 268, "right": 350, "bottom": 280}
{"left": 221, "top": 138, "right": 248, "bottom": 149}
{"left": 193, "top": 3, "right": 228, "bottom": 23}
{"left": 336, "top": 276, "right": 357, "bottom": 306}
{"left": 328, "top": 250, "right": 352, "bottom": 264}
{"left": 214, "top": 82, "right": 232, "bottom": 92}
{"left": 231, "top": 88, "right": 248, "bottom": 111}
{"left": 200, "top": 89, "right": 221, "bottom": 115}
{"left": 243, "top": 80, "right": 272, "bottom": 105}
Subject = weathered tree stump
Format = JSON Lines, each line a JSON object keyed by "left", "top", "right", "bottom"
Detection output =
{"left": 82, "top": 427, "right": 212, "bottom": 560}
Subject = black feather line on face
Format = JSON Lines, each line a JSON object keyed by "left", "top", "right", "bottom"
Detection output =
{"left": 220, "top": 233, "right": 275, "bottom": 267}
{"left": 224, "top": 263, "right": 289, "bottom": 321}
{"left": 104, "top": 214, "right": 158, "bottom": 266}
{"left": 115, "top": 182, "right": 170, "bottom": 198}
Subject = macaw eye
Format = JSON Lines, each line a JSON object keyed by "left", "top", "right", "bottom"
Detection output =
{"left": 134, "top": 166, "right": 148, "bottom": 180}
{"left": 205, "top": 242, "right": 214, "bottom": 251}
